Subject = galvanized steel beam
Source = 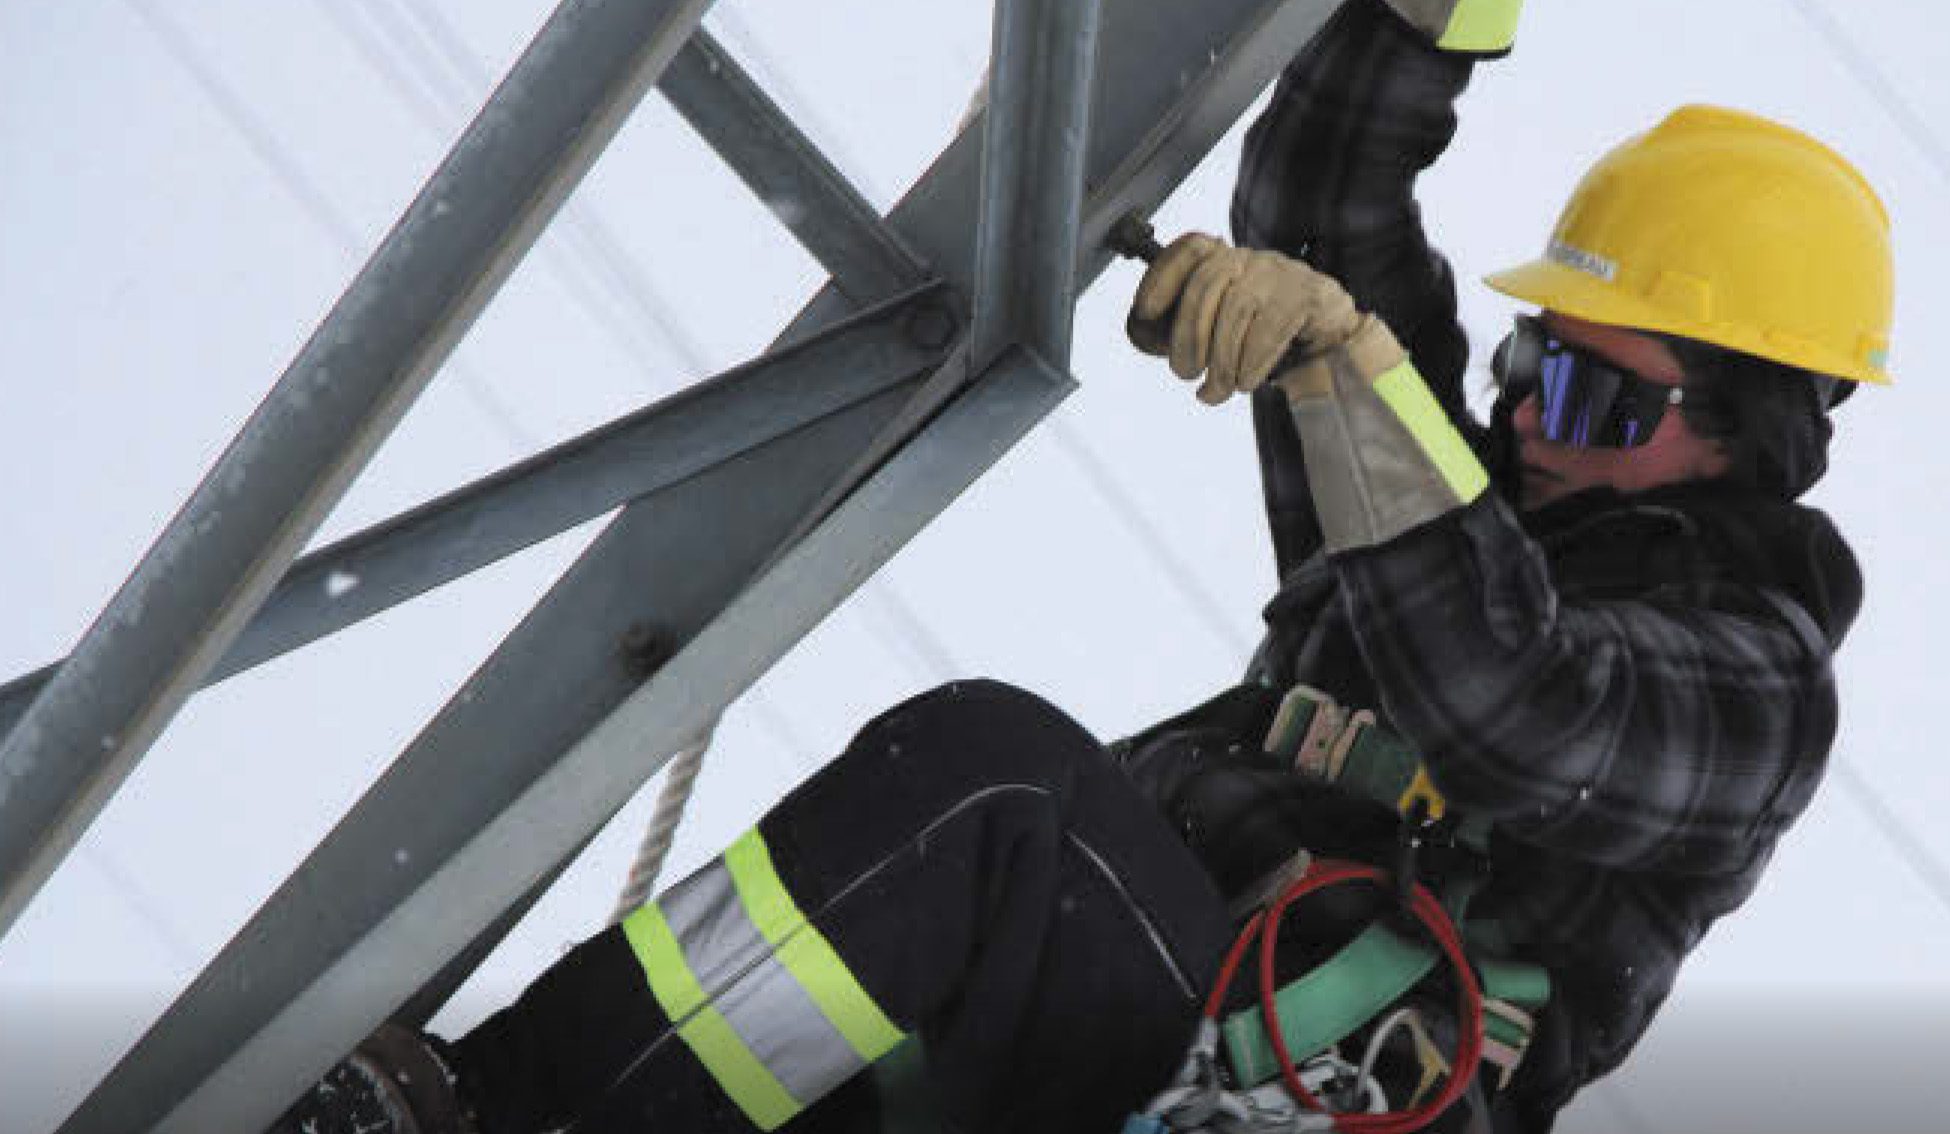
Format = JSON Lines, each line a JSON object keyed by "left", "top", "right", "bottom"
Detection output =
{"left": 774, "top": 0, "right": 1335, "bottom": 548}
{"left": 55, "top": 370, "right": 934, "bottom": 1134}
{"left": 48, "top": 1, "right": 1341, "bottom": 1130}
{"left": 1071, "top": 1, "right": 1342, "bottom": 288}
{"left": 55, "top": 342, "right": 1080, "bottom": 1134}
{"left": 781, "top": 0, "right": 1339, "bottom": 344}
{"left": 969, "top": 0, "right": 1101, "bottom": 369}
{"left": 0, "top": 283, "right": 954, "bottom": 743}
{"left": 661, "top": 31, "right": 930, "bottom": 307}
{"left": 0, "top": 0, "right": 720, "bottom": 939}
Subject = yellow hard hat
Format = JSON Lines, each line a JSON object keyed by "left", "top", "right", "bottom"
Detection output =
{"left": 1484, "top": 104, "right": 1894, "bottom": 387}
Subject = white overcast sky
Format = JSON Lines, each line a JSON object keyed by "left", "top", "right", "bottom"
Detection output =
{"left": 2, "top": 2, "right": 1948, "bottom": 1133}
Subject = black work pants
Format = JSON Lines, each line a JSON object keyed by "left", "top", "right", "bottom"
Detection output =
{"left": 451, "top": 680, "right": 1232, "bottom": 1134}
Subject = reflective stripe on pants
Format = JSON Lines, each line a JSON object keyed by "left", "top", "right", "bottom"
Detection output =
{"left": 621, "top": 828, "right": 907, "bottom": 1130}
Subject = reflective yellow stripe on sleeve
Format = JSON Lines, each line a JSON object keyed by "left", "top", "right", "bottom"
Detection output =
{"left": 724, "top": 829, "right": 907, "bottom": 1062}
{"left": 1371, "top": 361, "right": 1490, "bottom": 504}
{"left": 1437, "top": 0, "right": 1523, "bottom": 53}
{"left": 622, "top": 903, "right": 801, "bottom": 1131}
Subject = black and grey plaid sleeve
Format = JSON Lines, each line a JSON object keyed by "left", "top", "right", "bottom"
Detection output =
{"left": 1231, "top": 0, "right": 1483, "bottom": 575}
{"left": 1232, "top": 0, "right": 1477, "bottom": 416}
{"left": 1336, "top": 497, "right": 1839, "bottom": 875}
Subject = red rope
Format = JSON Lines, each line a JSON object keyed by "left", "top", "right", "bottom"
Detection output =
{"left": 1203, "top": 858, "right": 1484, "bottom": 1134}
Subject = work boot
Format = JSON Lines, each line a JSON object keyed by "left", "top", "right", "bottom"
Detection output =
{"left": 265, "top": 1023, "right": 477, "bottom": 1134}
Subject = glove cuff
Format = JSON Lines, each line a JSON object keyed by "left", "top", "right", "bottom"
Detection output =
{"left": 1284, "top": 349, "right": 1490, "bottom": 554}
{"left": 1274, "top": 314, "right": 1407, "bottom": 399}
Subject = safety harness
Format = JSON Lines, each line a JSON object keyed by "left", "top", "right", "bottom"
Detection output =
{"left": 1129, "top": 685, "right": 1552, "bottom": 1134}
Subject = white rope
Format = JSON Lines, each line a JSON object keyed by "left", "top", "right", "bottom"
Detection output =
{"left": 608, "top": 727, "right": 715, "bottom": 926}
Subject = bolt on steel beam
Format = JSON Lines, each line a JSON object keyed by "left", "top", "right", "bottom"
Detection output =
{"left": 0, "top": 0, "right": 720, "bottom": 940}
{"left": 0, "top": 283, "right": 954, "bottom": 743}
{"left": 969, "top": 0, "right": 1102, "bottom": 370}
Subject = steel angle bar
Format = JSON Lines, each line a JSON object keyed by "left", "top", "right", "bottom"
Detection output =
{"left": 770, "top": 0, "right": 1331, "bottom": 547}
{"left": 54, "top": 373, "right": 930, "bottom": 1134}
{"left": 391, "top": 849, "right": 584, "bottom": 1031}
{"left": 969, "top": 0, "right": 1101, "bottom": 369}
{"left": 778, "top": 0, "right": 1338, "bottom": 347}
{"left": 56, "top": 4, "right": 1333, "bottom": 1127}
{"left": 561, "top": 342, "right": 1070, "bottom": 769}
{"left": 0, "top": 283, "right": 954, "bottom": 743}
{"left": 155, "top": 345, "right": 1058, "bottom": 1134}
{"left": 661, "top": 31, "right": 929, "bottom": 307}
{"left": 0, "top": 0, "right": 720, "bottom": 939}
{"left": 1073, "top": 1, "right": 1342, "bottom": 287}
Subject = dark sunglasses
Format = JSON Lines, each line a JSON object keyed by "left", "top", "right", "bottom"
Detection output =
{"left": 1492, "top": 315, "right": 1686, "bottom": 449}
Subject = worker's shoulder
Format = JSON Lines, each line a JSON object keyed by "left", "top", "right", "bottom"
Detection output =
{"left": 1628, "top": 485, "right": 1862, "bottom": 646}
{"left": 1532, "top": 483, "right": 1862, "bottom": 644}
{"left": 1688, "top": 489, "right": 1862, "bottom": 646}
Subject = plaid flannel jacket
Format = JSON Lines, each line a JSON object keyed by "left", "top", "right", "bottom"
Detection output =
{"left": 1223, "top": 2, "right": 1863, "bottom": 1124}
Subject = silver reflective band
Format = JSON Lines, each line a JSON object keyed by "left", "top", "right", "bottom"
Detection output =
{"left": 716, "top": 951, "right": 868, "bottom": 1103}
{"left": 624, "top": 829, "right": 906, "bottom": 1129}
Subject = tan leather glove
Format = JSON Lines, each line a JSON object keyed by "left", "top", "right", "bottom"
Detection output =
{"left": 1129, "top": 234, "right": 1489, "bottom": 554}
{"left": 1383, "top": 0, "right": 1523, "bottom": 54}
{"left": 1127, "top": 233, "right": 1407, "bottom": 405}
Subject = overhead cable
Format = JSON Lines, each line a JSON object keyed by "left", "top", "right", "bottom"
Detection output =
{"left": 125, "top": 0, "right": 542, "bottom": 451}
{"left": 1782, "top": 0, "right": 1950, "bottom": 923}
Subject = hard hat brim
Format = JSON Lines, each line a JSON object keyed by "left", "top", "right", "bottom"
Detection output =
{"left": 1483, "top": 258, "right": 1890, "bottom": 387}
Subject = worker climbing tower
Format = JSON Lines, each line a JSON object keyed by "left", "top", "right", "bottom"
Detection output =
{"left": 0, "top": 2, "right": 1341, "bottom": 1130}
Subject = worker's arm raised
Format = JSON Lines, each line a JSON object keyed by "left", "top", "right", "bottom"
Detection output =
{"left": 1231, "top": 0, "right": 1502, "bottom": 417}
{"left": 1229, "top": 0, "right": 1515, "bottom": 571}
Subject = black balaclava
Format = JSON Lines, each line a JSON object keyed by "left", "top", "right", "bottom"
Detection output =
{"left": 1664, "top": 340, "right": 1839, "bottom": 500}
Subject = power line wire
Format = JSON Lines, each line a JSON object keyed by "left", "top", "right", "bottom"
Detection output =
{"left": 123, "top": 0, "right": 543, "bottom": 454}
{"left": 82, "top": 845, "right": 200, "bottom": 968}
{"left": 319, "top": 0, "right": 706, "bottom": 382}
{"left": 1785, "top": 0, "right": 1950, "bottom": 184}
{"left": 1831, "top": 759, "right": 1950, "bottom": 914}
{"left": 1045, "top": 421, "right": 1259, "bottom": 658}
{"left": 1779, "top": 0, "right": 1950, "bottom": 923}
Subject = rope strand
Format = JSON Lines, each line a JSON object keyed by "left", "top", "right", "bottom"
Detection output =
{"left": 608, "top": 729, "right": 715, "bottom": 925}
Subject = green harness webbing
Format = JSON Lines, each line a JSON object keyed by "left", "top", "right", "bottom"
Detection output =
{"left": 1221, "top": 922, "right": 1552, "bottom": 1088}
{"left": 1222, "top": 686, "right": 1552, "bottom": 1090}
{"left": 1222, "top": 921, "right": 1437, "bottom": 1085}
